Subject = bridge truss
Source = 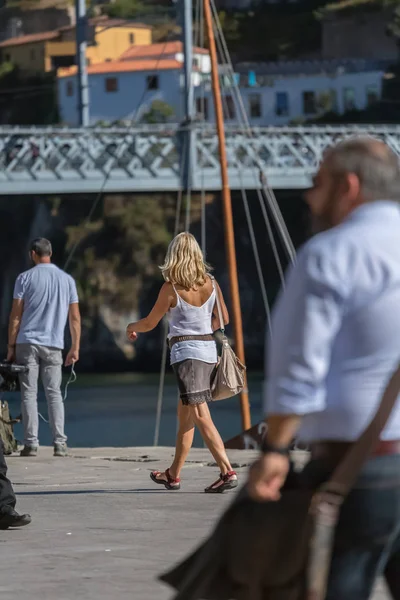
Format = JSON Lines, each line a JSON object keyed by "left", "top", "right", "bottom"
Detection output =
{"left": 1, "top": 125, "right": 400, "bottom": 195}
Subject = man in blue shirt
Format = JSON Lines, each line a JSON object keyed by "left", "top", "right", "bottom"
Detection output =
{"left": 7, "top": 238, "right": 81, "bottom": 457}
{"left": 248, "top": 138, "right": 400, "bottom": 598}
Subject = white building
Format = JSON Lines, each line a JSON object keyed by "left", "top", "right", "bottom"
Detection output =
{"left": 58, "top": 56, "right": 388, "bottom": 127}
{"left": 196, "top": 60, "right": 388, "bottom": 125}
{"left": 57, "top": 42, "right": 210, "bottom": 126}
{"left": 119, "top": 41, "right": 211, "bottom": 73}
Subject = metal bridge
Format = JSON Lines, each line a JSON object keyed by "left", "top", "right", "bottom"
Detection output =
{"left": 2, "top": 125, "right": 400, "bottom": 195}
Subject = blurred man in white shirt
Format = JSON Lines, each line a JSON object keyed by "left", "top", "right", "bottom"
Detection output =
{"left": 249, "top": 137, "right": 400, "bottom": 599}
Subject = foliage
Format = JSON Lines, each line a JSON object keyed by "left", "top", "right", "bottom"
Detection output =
{"left": 316, "top": 0, "right": 397, "bottom": 18}
{"left": 212, "top": 4, "right": 322, "bottom": 62}
{"left": 66, "top": 194, "right": 177, "bottom": 317}
{"left": 103, "top": 0, "right": 144, "bottom": 19}
{"left": 0, "top": 65, "right": 59, "bottom": 125}
{"left": 141, "top": 99, "right": 174, "bottom": 124}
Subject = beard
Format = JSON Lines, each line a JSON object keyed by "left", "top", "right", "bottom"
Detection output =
{"left": 310, "top": 186, "right": 339, "bottom": 235}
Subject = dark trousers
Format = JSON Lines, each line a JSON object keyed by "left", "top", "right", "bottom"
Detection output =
{"left": 301, "top": 453, "right": 400, "bottom": 599}
{"left": 0, "top": 440, "right": 16, "bottom": 514}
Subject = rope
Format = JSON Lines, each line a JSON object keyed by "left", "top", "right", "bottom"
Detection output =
{"left": 62, "top": 33, "right": 177, "bottom": 274}
{"left": 199, "top": 0, "right": 207, "bottom": 257}
{"left": 153, "top": 63, "right": 198, "bottom": 445}
{"left": 209, "top": 0, "right": 296, "bottom": 267}
{"left": 212, "top": 15, "right": 272, "bottom": 330}
{"left": 57, "top": 37, "right": 179, "bottom": 435}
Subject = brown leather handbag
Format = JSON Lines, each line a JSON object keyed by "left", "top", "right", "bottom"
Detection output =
{"left": 160, "top": 364, "right": 400, "bottom": 600}
{"left": 209, "top": 277, "right": 246, "bottom": 401}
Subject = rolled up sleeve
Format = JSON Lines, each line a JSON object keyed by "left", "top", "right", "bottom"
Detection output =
{"left": 264, "top": 241, "right": 348, "bottom": 416}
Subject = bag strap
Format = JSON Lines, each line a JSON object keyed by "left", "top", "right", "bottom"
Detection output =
{"left": 210, "top": 276, "right": 225, "bottom": 335}
{"left": 324, "top": 363, "right": 400, "bottom": 497}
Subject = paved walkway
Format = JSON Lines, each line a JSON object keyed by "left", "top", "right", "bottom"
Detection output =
{"left": 1, "top": 447, "right": 389, "bottom": 600}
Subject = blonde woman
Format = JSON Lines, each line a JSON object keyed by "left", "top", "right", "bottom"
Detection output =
{"left": 126, "top": 232, "right": 238, "bottom": 493}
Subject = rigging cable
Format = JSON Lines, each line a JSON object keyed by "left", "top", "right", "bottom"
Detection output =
{"left": 212, "top": 12, "right": 272, "bottom": 334}
{"left": 63, "top": 32, "right": 178, "bottom": 272}
{"left": 198, "top": 0, "right": 207, "bottom": 257}
{"left": 210, "top": 2, "right": 288, "bottom": 293}
{"left": 209, "top": 0, "right": 296, "bottom": 267}
{"left": 40, "top": 27, "right": 183, "bottom": 436}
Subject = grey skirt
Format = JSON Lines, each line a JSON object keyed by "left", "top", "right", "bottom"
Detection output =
{"left": 172, "top": 359, "right": 217, "bottom": 405}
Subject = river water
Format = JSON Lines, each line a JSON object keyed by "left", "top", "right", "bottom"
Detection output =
{"left": 7, "top": 372, "right": 264, "bottom": 448}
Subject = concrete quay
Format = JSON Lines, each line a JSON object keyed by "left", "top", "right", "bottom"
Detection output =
{"left": 1, "top": 447, "right": 389, "bottom": 600}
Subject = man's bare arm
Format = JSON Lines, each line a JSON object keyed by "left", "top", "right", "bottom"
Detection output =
{"left": 7, "top": 299, "right": 24, "bottom": 360}
{"left": 66, "top": 303, "right": 81, "bottom": 366}
{"left": 265, "top": 414, "right": 302, "bottom": 449}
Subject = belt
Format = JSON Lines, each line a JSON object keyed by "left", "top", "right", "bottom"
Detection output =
{"left": 310, "top": 440, "right": 400, "bottom": 462}
{"left": 168, "top": 334, "right": 215, "bottom": 350}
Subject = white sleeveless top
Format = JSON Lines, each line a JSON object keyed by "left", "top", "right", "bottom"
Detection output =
{"left": 168, "top": 284, "right": 218, "bottom": 365}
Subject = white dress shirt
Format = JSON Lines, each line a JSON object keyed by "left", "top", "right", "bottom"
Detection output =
{"left": 264, "top": 200, "right": 400, "bottom": 443}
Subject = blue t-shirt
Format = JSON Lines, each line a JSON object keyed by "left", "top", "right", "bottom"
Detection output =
{"left": 13, "top": 264, "right": 79, "bottom": 350}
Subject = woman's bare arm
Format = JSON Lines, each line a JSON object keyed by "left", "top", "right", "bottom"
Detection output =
{"left": 126, "top": 283, "right": 174, "bottom": 337}
{"left": 212, "top": 280, "right": 229, "bottom": 331}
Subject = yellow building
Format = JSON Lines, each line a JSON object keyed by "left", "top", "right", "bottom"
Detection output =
{"left": 0, "top": 18, "right": 152, "bottom": 74}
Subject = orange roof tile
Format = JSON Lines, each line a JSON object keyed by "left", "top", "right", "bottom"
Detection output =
{"left": 0, "top": 31, "right": 59, "bottom": 47}
{"left": 58, "top": 58, "right": 183, "bottom": 78}
{"left": 120, "top": 41, "right": 209, "bottom": 61}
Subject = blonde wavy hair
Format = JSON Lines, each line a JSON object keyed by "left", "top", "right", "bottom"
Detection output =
{"left": 160, "top": 232, "right": 211, "bottom": 290}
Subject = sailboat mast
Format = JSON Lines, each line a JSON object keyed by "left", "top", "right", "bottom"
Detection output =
{"left": 203, "top": 0, "right": 251, "bottom": 431}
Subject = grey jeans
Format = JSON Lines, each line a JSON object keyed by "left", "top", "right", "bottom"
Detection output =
{"left": 16, "top": 344, "right": 67, "bottom": 447}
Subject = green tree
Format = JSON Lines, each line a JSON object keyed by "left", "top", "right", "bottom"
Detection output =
{"left": 0, "top": 65, "right": 58, "bottom": 125}
{"left": 141, "top": 100, "right": 174, "bottom": 124}
{"left": 103, "top": 0, "right": 147, "bottom": 19}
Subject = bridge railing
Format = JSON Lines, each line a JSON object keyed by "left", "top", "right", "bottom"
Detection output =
{"left": 1, "top": 125, "right": 400, "bottom": 194}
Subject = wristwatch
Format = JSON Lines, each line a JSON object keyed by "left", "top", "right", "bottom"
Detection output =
{"left": 261, "top": 440, "right": 291, "bottom": 457}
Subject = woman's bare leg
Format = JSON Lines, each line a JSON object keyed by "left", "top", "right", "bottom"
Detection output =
{"left": 169, "top": 401, "right": 195, "bottom": 479}
{"left": 190, "top": 402, "right": 232, "bottom": 475}
{"left": 153, "top": 400, "right": 195, "bottom": 483}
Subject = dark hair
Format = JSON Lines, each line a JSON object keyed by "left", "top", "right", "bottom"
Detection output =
{"left": 30, "top": 238, "right": 52, "bottom": 257}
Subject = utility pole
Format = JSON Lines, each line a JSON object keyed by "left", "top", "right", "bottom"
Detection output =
{"left": 75, "top": 0, "right": 89, "bottom": 127}
{"left": 204, "top": 0, "right": 251, "bottom": 432}
{"left": 179, "top": 0, "right": 195, "bottom": 211}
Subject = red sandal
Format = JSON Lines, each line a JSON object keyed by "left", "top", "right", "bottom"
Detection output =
{"left": 205, "top": 471, "right": 238, "bottom": 493}
{"left": 150, "top": 468, "right": 181, "bottom": 490}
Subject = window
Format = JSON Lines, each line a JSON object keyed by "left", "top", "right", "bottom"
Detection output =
{"left": 129, "top": 32, "right": 135, "bottom": 44}
{"left": 66, "top": 81, "right": 74, "bottom": 97}
{"left": 224, "top": 95, "right": 235, "bottom": 119}
{"left": 196, "top": 97, "right": 209, "bottom": 120}
{"left": 343, "top": 87, "right": 356, "bottom": 111}
{"left": 87, "top": 58, "right": 91, "bottom": 66}
{"left": 275, "top": 91, "right": 289, "bottom": 116}
{"left": 317, "top": 89, "right": 337, "bottom": 113}
{"left": 249, "top": 93, "right": 262, "bottom": 118}
{"left": 302, "top": 91, "right": 316, "bottom": 115}
{"left": 146, "top": 75, "right": 159, "bottom": 90}
{"left": 366, "top": 84, "right": 379, "bottom": 106}
{"left": 105, "top": 77, "right": 118, "bottom": 93}
{"left": 30, "top": 48, "right": 35, "bottom": 61}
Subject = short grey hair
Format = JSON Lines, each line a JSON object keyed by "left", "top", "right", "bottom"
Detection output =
{"left": 325, "top": 136, "right": 400, "bottom": 202}
{"left": 30, "top": 238, "right": 52, "bottom": 257}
